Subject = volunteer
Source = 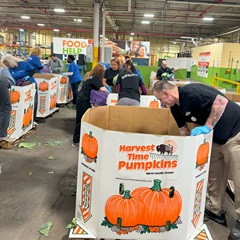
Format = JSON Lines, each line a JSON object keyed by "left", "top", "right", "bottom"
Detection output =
{"left": 0, "top": 68, "right": 16, "bottom": 149}
{"left": 153, "top": 81, "right": 240, "bottom": 240}
{"left": 48, "top": 53, "right": 63, "bottom": 74}
{"left": 156, "top": 60, "right": 173, "bottom": 80}
{"left": 67, "top": 55, "right": 82, "bottom": 105}
{"left": 72, "top": 64, "right": 109, "bottom": 148}
{"left": 2, "top": 54, "right": 38, "bottom": 120}
{"left": 27, "top": 46, "right": 43, "bottom": 73}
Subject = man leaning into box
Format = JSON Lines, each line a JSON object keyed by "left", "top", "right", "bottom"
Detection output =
{"left": 153, "top": 81, "right": 240, "bottom": 240}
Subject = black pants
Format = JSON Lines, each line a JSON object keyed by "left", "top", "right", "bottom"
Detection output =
{"left": 71, "top": 81, "right": 81, "bottom": 105}
{"left": 0, "top": 77, "right": 11, "bottom": 138}
{"left": 73, "top": 96, "right": 91, "bottom": 143}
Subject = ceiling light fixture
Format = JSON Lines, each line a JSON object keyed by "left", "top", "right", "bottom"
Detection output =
{"left": 74, "top": 19, "right": 82, "bottom": 22}
{"left": 37, "top": 23, "right": 45, "bottom": 26}
{"left": 53, "top": 29, "right": 60, "bottom": 32}
{"left": 130, "top": 32, "right": 135, "bottom": 35}
{"left": 203, "top": 17, "right": 214, "bottom": 21}
{"left": 54, "top": 8, "right": 65, "bottom": 13}
{"left": 67, "top": 33, "right": 71, "bottom": 36}
{"left": 144, "top": 14, "right": 154, "bottom": 18}
{"left": 21, "top": 16, "right": 30, "bottom": 19}
{"left": 142, "top": 21, "right": 150, "bottom": 24}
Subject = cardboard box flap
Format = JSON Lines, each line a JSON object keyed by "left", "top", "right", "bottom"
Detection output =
{"left": 34, "top": 73, "right": 56, "bottom": 80}
{"left": 82, "top": 106, "right": 181, "bottom": 135}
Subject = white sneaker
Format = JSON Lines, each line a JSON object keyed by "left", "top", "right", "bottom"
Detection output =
{"left": 72, "top": 142, "right": 79, "bottom": 148}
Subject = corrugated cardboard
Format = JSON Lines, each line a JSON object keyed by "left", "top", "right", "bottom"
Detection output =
{"left": 74, "top": 106, "right": 213, "bottom": 240}
{"left": 7, "top": 84, "right": 36, "bottom": 142}
{"left": 34, "top": 74, "right": 58, "bottom": 118}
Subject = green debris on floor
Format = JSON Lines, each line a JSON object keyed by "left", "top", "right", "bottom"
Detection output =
{"left": 18, "top": 142, "right": 40, "bottom": 149}
{"left": 44, "top": 139, "right": 62, "bottom": 147}
{"left": 66, "top": 218, "right": 78, "bottom": 229}
{"left": 38, "top": 221, "right": 53, "bottom": 237}
{"left": 48, "top": 156, "right": 56, "bottom": 160}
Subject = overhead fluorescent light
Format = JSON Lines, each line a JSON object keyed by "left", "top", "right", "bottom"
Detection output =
{"left": 67, "top": 33, "right": 71, "bottom": 36}
{"left": 180, "top": 36, "right": 192, "bottom": 39}
{"left": 54, "top": 8, "right": 65, "bottom": 13}
{"left": 74, "top": 19, "right": 82, "bottom": 22}
{"left": 203, "top": 17, "right": 214, "bottom": 21}
{"left": 53, "top": 29, "right": 60, "bottom": 32}
{"left": 144, "top": 14, "right": 154, "bottom": 18}
{"left": 130, "top": 32, "right": 135, "bottom": 35}
{"left": 142, "top": 21, "right": 150, "bottom": 24}
{"left": 37, "top": 23, "right": 45, "bottom": 26}
{"left": 21, "top": 16, "right": 30, "bottom": 19}
{"left": 19, "top": 29, "right": 24, "bottom": 32}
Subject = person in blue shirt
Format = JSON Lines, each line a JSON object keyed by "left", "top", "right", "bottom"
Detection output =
{"left": 67, "top": 55, "right": 82, "bottom": 105}
{"left": 2, "top": 54, "right": 38, "bottom": 120}
{"left": 27, "top": 46, "right": 43, "bottom": 73}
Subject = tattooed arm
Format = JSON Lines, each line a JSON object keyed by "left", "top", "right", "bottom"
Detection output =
{"left": 205, "top": 94, "right": 228, "bottom": 129}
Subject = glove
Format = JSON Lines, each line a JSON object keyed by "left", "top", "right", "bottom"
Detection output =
{"left": 53, "top": 68, "right": 57, "bottom": 71}
{"left": 23, "top": 76, "right": 30, "bottom": 80}
{"left": 105, "top": 86, "right": 112, "bottom": 93}
{"left": 190, "top": 125, "right": 212, "bottom": 136}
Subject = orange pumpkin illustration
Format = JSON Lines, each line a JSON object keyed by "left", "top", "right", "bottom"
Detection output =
{"left": 149, "top": 99, "right": 159, "bottom": 108}
{"left": 22, "top": 105, "right": 33, "bottom": 128}
{"left": 60, "top": 76, "right": 67, "bottom": 84}
{"left": 196, "top": 139, "right": 209, "bottom": 166}
{"left": 105, "top": 190, "right": 144, "bottom": 227}
{"left": 131, "top": 179, "right": 182, "bottom": 227}
{"left": 81, "top": 131, "right": 98, "bottom": 161}
{"left": 50, "top": 94, "right": 57, "bottom": 109}
{"left": 39, "top": 81, "right": 49, "bottom": 91}
{"left": 10, "top": 89, "right": 20, "bottom": 103}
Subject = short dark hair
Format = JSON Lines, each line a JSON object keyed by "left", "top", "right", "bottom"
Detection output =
{"left": 153, "top": 81, "right": 175, "bottom": 93}
{"left": 50, "top": 53, "right": 56, "bottom": 57}
{"left": 125, "top": 59, "right": 136, "bottom": 72}
{"left": 68, "top": 55, "right": 75, "bottom": 61}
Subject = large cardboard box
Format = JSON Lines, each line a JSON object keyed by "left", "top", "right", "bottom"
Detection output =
{"left": 74, "top": 106, "right": 213, "bottom": 240}
{"left": 34, "top": 74, "right": 58, "bottom": 118}
{"left": 7, "top": 84, "right": 36, "bottom": 142}
{"left": 54, "top": 74, "right": 73, "bottom": 104}
{"left": 106, "top": 93, "right": 161, "bottom": 108}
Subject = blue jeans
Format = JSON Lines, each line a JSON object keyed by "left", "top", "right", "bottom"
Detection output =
{"left": 71, "top": 81, "right": 81, "bottom": 105}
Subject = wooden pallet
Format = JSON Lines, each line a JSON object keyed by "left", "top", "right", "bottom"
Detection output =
{"left": 12, "top": 125, "right": 38, "bottom": 145}
{"left": 36, "top": 108, "right": 59, "bottom": 123}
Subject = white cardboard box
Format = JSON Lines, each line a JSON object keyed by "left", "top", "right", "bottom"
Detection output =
{"left": 34, "top": 74, "right": 58, "bottom": 118}
{"left": 73, "top": 106, "right": 213, "bottom": 240}
{"left": 54, "top": 74, "right": 73, "bottom": 104}
{"left": 7, "top": 84, "right": 36, "bottom": 142}
{"left": 106, "top": 93, "right": 161, "bottom": 108}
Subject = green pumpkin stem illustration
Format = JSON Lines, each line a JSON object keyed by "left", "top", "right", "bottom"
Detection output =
{"left": 150, "top": 179, "right": 162, "bottom": 192}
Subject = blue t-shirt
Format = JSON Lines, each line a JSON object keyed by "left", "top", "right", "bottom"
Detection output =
{"left": 27, "top": 55, "right": 43, "bottom": 73}
{"left": 68, "top": 62, "right": 82, "bottom": 84}
{"left": 9, "top": 61, "right": 36, "bottom": 84}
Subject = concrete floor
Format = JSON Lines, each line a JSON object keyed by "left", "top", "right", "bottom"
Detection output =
{"left": 0, "top": 106, "right": 237, "bottom": 240}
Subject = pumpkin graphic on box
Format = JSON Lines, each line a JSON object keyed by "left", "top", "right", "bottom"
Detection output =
{"left": 149, "top": 99, "right": 159, "bottom": 108}
{"left": 60, "top": 76, "right": 67, "bottom": 84}
{"left": 102, "top": 179, "right": 182, "bottom": 235}
{"left": 22, "top": 104, "right": 33, "bottom": 129}
{"left": 132, "top": 179, "right": 182, "bottom": 228}
{"left": 10, "top": 89, "right": 20, "bottom": 104}
{"left": 196, "top": 139, "right": 209, "bottom": 169}
{"left": 49, "top": 93, "right": 57, "bottom": 110}
{"left": 81, "top": 131, "right": 98, "bottom": 163}
{"left": 39, "top": 81, "right": 49, "bottom": 91}
{"left": 105, "top": 190, "right": 144, "bottom": 228}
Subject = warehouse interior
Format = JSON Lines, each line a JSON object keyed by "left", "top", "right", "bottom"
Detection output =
{"left": 0, "top": 1, "right": 240, "bottom": 240}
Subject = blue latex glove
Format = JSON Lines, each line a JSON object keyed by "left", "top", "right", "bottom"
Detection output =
{"left": 190, "top": 125, "right": 211, "bottom": 136}
{"left": 23, "top": 75, "right": 30, "bottom": 80}
{"left": 105, "top": 86, "right": 112, "bottom": 93}
{"left": 53, "top": 68, "right": 57, "bottom": 71}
